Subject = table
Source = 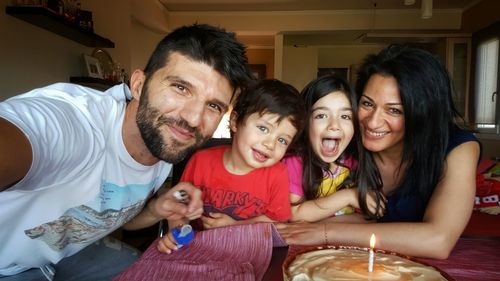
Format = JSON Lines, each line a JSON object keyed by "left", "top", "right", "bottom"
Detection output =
{"left": 264, "top": 237, "right": 500, "bottom": 281}
{"left": 114, "top": 223, "right": 500, "bottom": 281}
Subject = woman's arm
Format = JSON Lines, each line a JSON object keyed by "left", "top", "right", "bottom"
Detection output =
{"left": 277, "top": 141, "right": 479, "bottom": 259}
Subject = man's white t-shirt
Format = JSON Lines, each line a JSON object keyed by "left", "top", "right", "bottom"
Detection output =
{"left": 0, "top": 83, "right": 171, "bottom": 275}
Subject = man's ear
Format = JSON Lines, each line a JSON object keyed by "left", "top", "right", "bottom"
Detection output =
{"left": 129, "top": 70, "right": 146, "bottom": 100}
{"left": 229, "top": 111, "right": 239, "bottom": 133}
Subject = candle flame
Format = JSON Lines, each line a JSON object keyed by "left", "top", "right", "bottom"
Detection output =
{"left": 370, "top": 233, "right": 376, "bottom": 249}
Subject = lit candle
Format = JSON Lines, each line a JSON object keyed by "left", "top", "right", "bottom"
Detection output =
{"left": 368, "top": 233, "right": 376, "bottom": 272}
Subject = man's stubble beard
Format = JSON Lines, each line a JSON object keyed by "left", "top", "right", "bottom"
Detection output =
{"left": 135, "top": 79, "right": 209, "bottom": 164}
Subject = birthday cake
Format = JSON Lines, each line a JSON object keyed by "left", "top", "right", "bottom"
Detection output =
{"left": 283, "top": 246, "right": 449, "bottom": 281}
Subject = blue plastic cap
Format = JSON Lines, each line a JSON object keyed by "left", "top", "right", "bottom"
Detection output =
{"left": 172, "top": 224, "right": 195, "bottom": 248}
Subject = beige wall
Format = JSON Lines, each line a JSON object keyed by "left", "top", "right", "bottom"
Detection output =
{"left": 279, "top": 44, "right": 387, "bottom": 91}
{"left": 130, "top": 19, "right": 166, "bottom": 73}
{"left": 318, "top": 45, "right": 384, "bottom": 68}
{"left": 318, "top": 45, "right": 385, "bottom": 84}
{"left": 0, "top": 0, "right": 132, "bottom": 101}
{"left": 85, "top": 0, "right": 131, "bottom": 74}
{"left": 0, "top": 1, "right": 85, "bottom": 99}
{"left": 282, "top": 46, "right": 318, "bottom": 92}
{"left": 246, "top": 49, "right": 274, "bottom": 79}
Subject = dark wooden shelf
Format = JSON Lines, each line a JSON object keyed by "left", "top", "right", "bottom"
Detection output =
{"left": 6, "top": 6, "right": 114, "bottom": 48}
{"left": 70, "top": 76, "right": 120, "bottom": 91}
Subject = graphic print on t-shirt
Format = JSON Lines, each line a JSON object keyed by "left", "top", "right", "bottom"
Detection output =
{"left": 203, "top": 187, "right": 267, "bottom": 220}
{"left": 24, "top": 180, "right": 155, "bottom": 251}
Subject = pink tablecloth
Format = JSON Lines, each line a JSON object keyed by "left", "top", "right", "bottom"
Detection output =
{"left": 114, "top": 223, "right": 279, "bottom": 281}
{"left": 417, "top": 238, "right": 500, "bottom": 281}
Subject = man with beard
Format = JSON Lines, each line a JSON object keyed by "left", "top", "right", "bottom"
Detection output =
{"left": 0, "top": 24, "right": 253, "bottom": 280}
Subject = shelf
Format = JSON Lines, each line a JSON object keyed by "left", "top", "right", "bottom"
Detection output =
{"left": 70, "top": 76, "right": 120, "bottom": 91}
{"left": 6, "top": 6, "right": 114, "bottom": 48}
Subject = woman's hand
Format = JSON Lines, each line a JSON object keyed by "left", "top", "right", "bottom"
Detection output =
{"left": 275, "top": 221, "right": 325, "bottom": 245}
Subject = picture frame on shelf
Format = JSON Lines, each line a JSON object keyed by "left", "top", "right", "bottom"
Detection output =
{"left": 82, "top": 54, "right": 103, "bottom": 79}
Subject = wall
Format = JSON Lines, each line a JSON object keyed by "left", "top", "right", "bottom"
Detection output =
{"left": 130, "top": 19, "right": 166, "bottom": 72}
{"left": 85, "top": 0, "right": 131, "bottom": 75}
{"left": 0, "top": 0, "right": 131, "bottom": 101}
{"left": 282, "top": 46, "right": 318, "bottom": 92}
{"left": 0, "top": 1, "right": 85, "bottom": 100}
{"left": 246, "top": 49, "right": 274, "bottom": 79}
{"left": 318, "top": 45, "right": 384, "bottom": 69}
{"left": 318, "top": 45, "right": 385, "bottom": 84}
{"left": 280, "top": 43, "right": 388, "bottom": 91}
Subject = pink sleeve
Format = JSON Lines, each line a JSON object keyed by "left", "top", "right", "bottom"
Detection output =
{"left": 281, "top": 155, "right": 304, "bottom": 197}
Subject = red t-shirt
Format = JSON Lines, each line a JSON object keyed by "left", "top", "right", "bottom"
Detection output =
{"left": 181, "top": 145, "right": 291, "bottom": 222}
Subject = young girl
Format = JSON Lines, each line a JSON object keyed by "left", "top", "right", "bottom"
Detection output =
{"left": 282, "top": 75, "right": 384, "bottom": 222}
{"left": 158, "top": 79, "right": 305, "bottom": 253}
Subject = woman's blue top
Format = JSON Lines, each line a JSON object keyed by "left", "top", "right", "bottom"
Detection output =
{"left": 380, "top": 128, "right": 481, "bottom": 222}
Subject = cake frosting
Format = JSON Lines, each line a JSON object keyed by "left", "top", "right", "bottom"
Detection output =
{"left": 285, "top": 248, "right": 448, "bottom": 281}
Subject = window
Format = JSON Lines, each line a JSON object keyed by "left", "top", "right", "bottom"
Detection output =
{"left": 471, "top": 21, "right": 500, "bottom": 133}
{"left": 474, "top": 38, "right": 498, "bottom": 129}
{"left": 212, "top": 113, "right": 231, "bottom": 138}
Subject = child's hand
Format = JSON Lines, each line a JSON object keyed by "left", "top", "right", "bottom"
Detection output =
{"left": 344, "top": 188, "right": 385, "bottom": 217}
{"left": 365, "top": 190, "right": 386, "bottom": 217}
{"left": 201, "top": 212, "right": 236, "bottom": 229}
{"left": 343, "top": 188, "right": 361, "bottom": 209}
{"left": 157, "top": 231, "right": 179, "bottom": 254}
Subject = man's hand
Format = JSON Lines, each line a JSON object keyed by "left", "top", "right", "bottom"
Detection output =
{"left": 123, "top": 182, "right": 203, "bottom": 230}
{"left": 149, "top": 182, "right": 203, "bottom": 221}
